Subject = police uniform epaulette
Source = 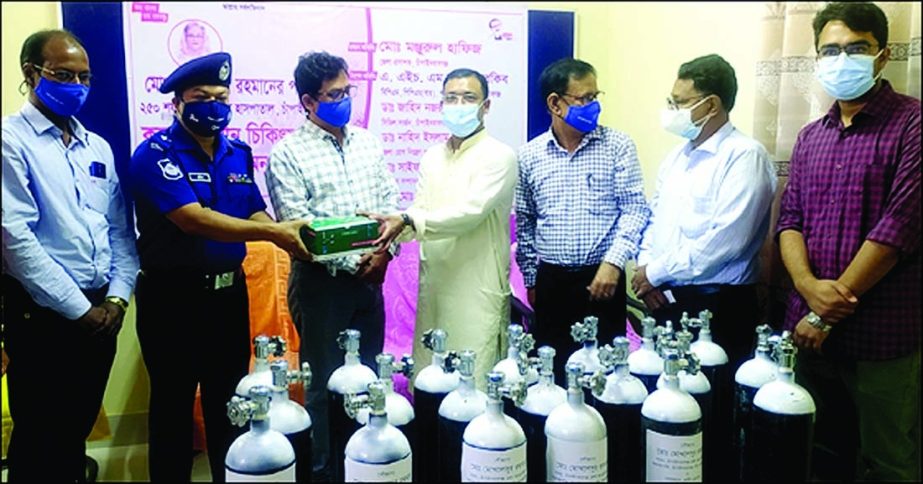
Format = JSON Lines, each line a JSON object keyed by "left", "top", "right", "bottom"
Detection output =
{"left": 147, "top": 132, "right": 173, "bottom": 152}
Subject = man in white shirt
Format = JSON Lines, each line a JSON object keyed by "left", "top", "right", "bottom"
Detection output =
{"left": 631, "top": 54, "right": 777, "bottom": 482}
{"left": 366, "top": 68, "right": 518, "bottom": 392}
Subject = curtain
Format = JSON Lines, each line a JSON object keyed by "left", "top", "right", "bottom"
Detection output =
{"left": 752, "top": 1, "right": 921, "bottom": 327}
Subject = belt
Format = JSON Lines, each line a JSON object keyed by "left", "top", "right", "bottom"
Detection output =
{"left": 538, "top": 262, "right": 598, "bottom": 274}
{"left": 662, "top": 283, "right": 753, "bottom": 297}
{"left": 141, "top": 267, "right": 244, "bottom": 291}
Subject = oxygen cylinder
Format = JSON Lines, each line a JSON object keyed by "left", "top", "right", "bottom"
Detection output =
{"left": 687, "top": 310, "right": 731, "bottom": 482}
{"left": 657, "top": 324, "right": 713, "bottom": 481}
{"left": 493, "top": 323, "right": 540, "bottom": 387}
{"left": 641, "top": 342, "right": 703, "bottom": 482}
{"left": 567, "top": 316, "right": 604, "bottom": 376}
{"left": 545, "top": 362, "right": 608, "bottom": 482}
{"left": 355, "top": 353, "right": 415, "bottom": 456}
{"left": 225, "top": 385, "right": 296, "bottom": 481}
{"left": 413, "top": 329, "right": 460, "bottom": 483}
{"left": 519, "top": 346, "right": 566, "bottom": 483}
{"left": 594, "top": 337, "right": 648, "bottom": 484}
{"left": 733, "top": 324, "right": 778, "bottom": 481}
{"left": 327, "top": 329, "right": 377, "bottom": 483}
{"left": 343, "top": 381, "right": 412, "bottom": 482}
{"left": 628, "top": 317, "right": 663, "bottom": 393}
{"left": 438, "top": 350, "right": 489, "bottom": 482}
{"left": 236, "top": 335, "right": 286, "bottom": 397}
{"left": 268, "top": 360, "right": 313, "bottom": 483}
{"left": 461, "top": 372, "right": 529, "bottom": 482}
{"left": 745, "top": 331, "right": 815, "bottom": 483}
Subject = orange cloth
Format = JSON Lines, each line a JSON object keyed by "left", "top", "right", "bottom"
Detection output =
{"left": 192, "top": 241, "right": 304, "bottom": 450}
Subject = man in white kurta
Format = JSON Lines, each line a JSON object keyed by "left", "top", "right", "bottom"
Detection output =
{"left": 366, "top": 69, "right": 518, "bottom": 390}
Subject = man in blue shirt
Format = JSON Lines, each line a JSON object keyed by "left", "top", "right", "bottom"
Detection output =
{"left": 516, "top": 58, "right": 650, "bottom": 385}
{"left": 2, "top": 29, "right": 140, "bottom": 481}
{"left": 123, "top": 52, "right": 310, "bottom": 482}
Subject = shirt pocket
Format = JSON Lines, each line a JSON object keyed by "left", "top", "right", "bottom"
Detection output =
{"left": 83, "top": 179, "right": 110, "bottom": 215}
{"left": 679, "top": 194, "right": 715, "bottom": 239}
{"left": 587, "top": 171, "right": 617, "bottom": 216}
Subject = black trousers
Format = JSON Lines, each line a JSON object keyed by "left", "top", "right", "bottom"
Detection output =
{"left": 3, "top": 275, "right": 115, "bottom": 482}
{"left": 651, "top": 283, "right": 759, "bottom": 483}
{"left": 136, "top": 268, "right": 251, "bottom": 482}
{"left": 532, "top": 263, "right": 626, "bottom": 386}
{"left": 287, "top": 261, "right": 385, "bottom": 481}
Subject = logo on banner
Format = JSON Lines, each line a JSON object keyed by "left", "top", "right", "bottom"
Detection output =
{"left": 488, "top": 18, "right": 513, "bottom": 41}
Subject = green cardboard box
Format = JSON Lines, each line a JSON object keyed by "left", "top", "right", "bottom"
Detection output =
{"left": 299, "top": 216, "right": 380, "bottom": 261}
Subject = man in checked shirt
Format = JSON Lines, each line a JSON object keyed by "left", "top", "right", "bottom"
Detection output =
{"left": 515, "top": 58, "right": 650, "bottom": 385}
{"left": 776, "top": 2, "right": 920, "bottom": 481}
{"left": 266, "top": 51, "right": 399, "bottom": 482}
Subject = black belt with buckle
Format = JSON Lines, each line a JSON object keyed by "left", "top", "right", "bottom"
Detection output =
{"left": 142, "top": 267, "right": 244, "bottom": 291}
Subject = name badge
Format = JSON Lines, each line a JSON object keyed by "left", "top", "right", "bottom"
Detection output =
{"left": 227, "top": 173, "right": 253, "bottom": 184}
{"left": 89, "top": 161, "right": 106, "bottom": 179}
{"left": 188, "top": 172, "right": 212, "bottom": 183}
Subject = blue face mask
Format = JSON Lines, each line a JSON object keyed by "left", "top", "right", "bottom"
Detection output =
{"left": 815, "top": 51, "right": 882, "bottom": 101}
{"left": 442, "top": 102, "right": 483, "bottom": 138}
{"left": 315, "top": 96, "right": 352, "bottom": 128}
{"left": 34, "top": 77, "right": 89, "bottom": 117}
{"left": 562, "top": 99, "right": 601, "bottom": 133}
{"left": 180, "top": 100, "right": 232, "bottom": 137}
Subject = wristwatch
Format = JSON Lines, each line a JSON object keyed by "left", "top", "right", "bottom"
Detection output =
{"left": 105, "top": 296, "right": 129, "bottom": 312}
{"left": 805, "top": 311, "right": 832, "bottom": 332}
{"left": 400, "top": 213, "right": 416, "bottom": 231}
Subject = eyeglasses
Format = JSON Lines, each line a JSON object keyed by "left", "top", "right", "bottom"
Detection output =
{"left": 817, "top": 42, "right": 878, "bottom": 58}
{"left": 559, "top": 91, "right": 603, "bottom": 105}
{"left": 318, "top": 84, "right": 357, "bottom": 102}
{"left": 442, "top": 93, "right": 483, "bottom": 105}
{"left": 32, "top": 64, "right": 92, "bottom": 84}
{"left": 666, "top": 96, "right": 706, "bottom": 111}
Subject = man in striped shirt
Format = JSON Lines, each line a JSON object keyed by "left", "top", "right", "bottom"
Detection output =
{"left": 515, "top": 58, "right": 649, "bottom": 385}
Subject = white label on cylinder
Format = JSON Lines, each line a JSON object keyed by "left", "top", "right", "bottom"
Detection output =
{"left": 344, "top": 455, "right": 412, "bottom": 482}
{"left": 645, "top": 429, "right": 702, "bottom": 482}
{"left": 545, "top": 436, "right": 608, "bottom": 482}
{"left": 461, "top": 442, "right": 527, "bottom": 482}
{"left": 226, "top": 463, "right": 295, "bottom": 482}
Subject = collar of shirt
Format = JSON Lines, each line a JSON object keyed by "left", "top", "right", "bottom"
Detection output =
{"left": 167, "top": 120, "right": 232, "bottom": 161}
{"left": 21, "top": 101, "right": 91, "bottom": 147}
{"left": 682, "top": 120, "right": 735, "bottom": 158}
{"left": 822, "top": 79, "right": 899, "bottom": 128}
{"left": 542, "top": 124, "right": 604, "bottom": 155}
{"left": 446, "top": 126, "right": 488, "bottom": 157}
{"left": 301, "top": 117, "right": 353, "bottom": 145}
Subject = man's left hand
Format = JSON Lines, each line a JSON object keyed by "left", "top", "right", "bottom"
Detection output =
{"left": 99, "top": 301, "right": 126, "bottom": 337}
{"left": 357, "top": 211, "right": 405, "bottom": 254}
{"left": 792, "top": 314, "right": 829, "bottom": 353}
{"left": 356, "top": 251, "right": 392, "bottom": 284}
{"left": 631, "top": 264, "right": 656, "bottom": 298}
{"left": 587, "top": 263, "right": 621, "bottom": 301}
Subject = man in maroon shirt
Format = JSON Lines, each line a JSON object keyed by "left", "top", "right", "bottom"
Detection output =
{"left": 776, "top": 2, "right": 920, "bottom": 481}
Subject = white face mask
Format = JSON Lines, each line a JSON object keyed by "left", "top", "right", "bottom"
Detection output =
{"left": 442, "top": 102, "right": 483, "bottom": 138}
{"left": 815, "top": 51, "right": 883, "bottom": 101}
{"left": 660, "top": 97, "right": 712, "bottom": 140}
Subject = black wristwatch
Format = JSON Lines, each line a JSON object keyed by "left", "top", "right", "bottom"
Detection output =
{"left": 401, "top": 213, "right": 415, "bottom": 231}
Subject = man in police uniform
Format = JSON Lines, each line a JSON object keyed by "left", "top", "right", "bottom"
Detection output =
{"left": 122, "top": 52, "right": 311, "bottom": 482}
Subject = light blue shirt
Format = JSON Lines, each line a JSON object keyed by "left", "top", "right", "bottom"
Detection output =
{"left": 515, "top": 125, "right": 650, "bottom": 287}
{"left": 2, "top": 101, "right": 139, "bottom": 319}
{"left": 637, "top": 121, "right": 777, "bottom": 287}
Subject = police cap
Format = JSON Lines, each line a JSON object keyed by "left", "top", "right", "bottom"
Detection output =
{"left": 159, "top": 52, "right": 232, "bottom": 94}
